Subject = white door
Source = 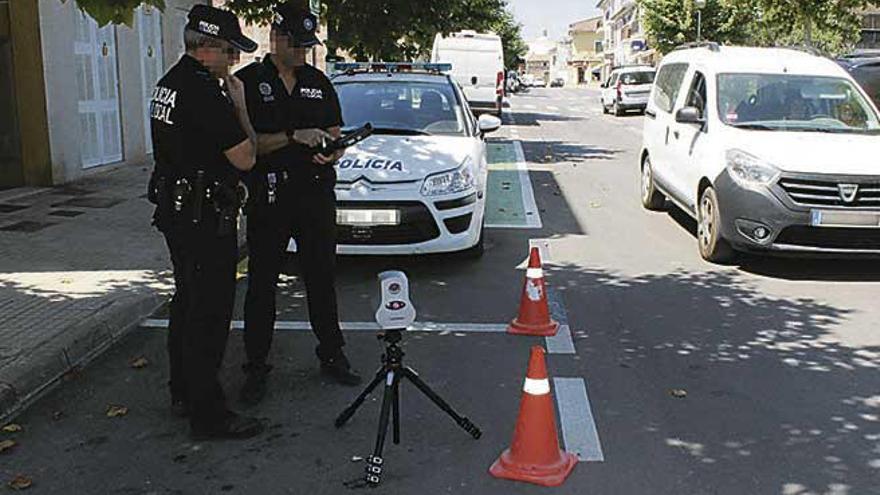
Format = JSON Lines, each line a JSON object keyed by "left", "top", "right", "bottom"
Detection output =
{"left": 74, "top": 9, "right": 122, "bottom": 168}
{"left": 138, "top": 5, "right": 164, "bottom": 154}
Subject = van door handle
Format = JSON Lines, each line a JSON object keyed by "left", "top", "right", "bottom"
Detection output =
{"left": 645, "top": 109, "right": 656, "bottom": 119}
{"left": 673, "top": 130, "right": 680, "bottom": 140}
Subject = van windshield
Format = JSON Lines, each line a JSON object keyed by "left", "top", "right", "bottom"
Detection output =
{"left": 717, "top": 73, "right": 880, "bottom": 134}
{"left": 620, "top": 71, "right": 655, "bottom": 85}
{"left": 334, "top": 81, "right": 467, "bottom": 136}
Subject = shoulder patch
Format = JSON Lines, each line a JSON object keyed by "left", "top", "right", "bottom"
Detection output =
{"left": 259, "top": 82, "right": 273, "bottom": 96}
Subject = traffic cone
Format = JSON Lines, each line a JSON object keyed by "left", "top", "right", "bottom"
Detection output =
{"left": 490, "top": 346, "right": 577, "bottom": 486}
{"left": 508, "top": 247, "right": 559, "bottom": 336}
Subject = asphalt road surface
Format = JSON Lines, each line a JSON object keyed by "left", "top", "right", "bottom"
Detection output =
{"left": 3, "top": 87, "right": 879, "bottom": 495}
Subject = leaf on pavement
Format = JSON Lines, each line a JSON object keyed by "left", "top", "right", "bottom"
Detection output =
{"left": 669, "top": 388, "right": 688, "bottom": 399}
{"left": 2, "top": 424, "right": 22, "bottom": 433}
{"left": 8, "top": 475, "right": 32, "bottom": 490}
{"left": 106, "top": 405, "right": 128, "bottom": 418}
{"left": 129, "top": 356, "right": 149, "bottom": 369}
{"left": 0, "top": 439, "right": 16, "bottom": 453}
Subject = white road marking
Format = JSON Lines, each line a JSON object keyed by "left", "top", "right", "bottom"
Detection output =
{"left": 547, "top": 105, "right": 560, "bottom": 111}
{"left": 546, "top": 324, "right": 576, "bottom": 354}
{"left": 554, "top": 377, "right": 605, "bottom": 462}
{"left": 141, "top": 319, "right": 510, "bottom": 333}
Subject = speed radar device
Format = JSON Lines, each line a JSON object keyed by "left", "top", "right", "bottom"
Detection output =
{"left": 335, "top": 271, "right": 481, "bottom": 487}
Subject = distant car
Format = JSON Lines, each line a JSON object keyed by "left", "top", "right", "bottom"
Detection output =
{"left": 521, "top": 74, "right": 537, "bottom": 87}
{"left": 327, "top": 62, "right": 503, "bottom": 256}
{"left": 550, "top": 77, "right": 565, "bottom": 88}
{"left": 838, "top": 56, "right": 880, "bottom": 108}
{"left": 600, "top": 66, "right": 656, "bottom": 116}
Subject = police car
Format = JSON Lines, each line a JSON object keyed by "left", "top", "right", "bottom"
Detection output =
{"left": 329, "top": 62, "right": 502, "bottom": 256}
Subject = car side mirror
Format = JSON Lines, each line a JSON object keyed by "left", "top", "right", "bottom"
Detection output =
{"left": 675, "top": 106, "right": 705, "bottom": 125}
{"left": 478, "top": 114, "right": 502, "bottom": 134}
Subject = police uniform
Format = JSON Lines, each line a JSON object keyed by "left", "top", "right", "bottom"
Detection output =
{"left": 148, "top": 5, "right": 261, "bottom": 438}
{"left": 235, "top": 4, "right": 359, "bottom": 401}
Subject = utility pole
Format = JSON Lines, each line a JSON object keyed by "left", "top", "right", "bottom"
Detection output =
{"left": 695, "top": 0, "right": 707, "bottom": 42}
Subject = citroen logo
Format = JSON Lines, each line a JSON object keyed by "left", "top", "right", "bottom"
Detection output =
{"left": 838, "top": 183, "right": 859, "bottom": 203}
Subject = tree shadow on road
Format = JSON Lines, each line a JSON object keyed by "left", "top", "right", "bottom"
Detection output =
{"left": 519, "top": 140, "right": 618, "bottom": 165}
{"left": 549, "top": 264, "right": 880, "bottom": 494}
{"left": 504, "top": 112, "right": 586, "bottom": 127}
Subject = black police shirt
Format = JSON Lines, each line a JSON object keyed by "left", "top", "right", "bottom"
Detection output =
{"left": 150, "top": 54, "right": 247, "bottom": 182}
{"left": 235, "top": 55, "right": 343, "bottom": 188}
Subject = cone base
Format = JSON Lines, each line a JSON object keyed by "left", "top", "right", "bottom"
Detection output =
{"left": 489, "top": 449, "right": 578, "bottom": 487}
{"left": 508, "top": 318, "right": 559, "bottom": 337}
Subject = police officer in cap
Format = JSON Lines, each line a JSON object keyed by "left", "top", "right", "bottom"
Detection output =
{"left": 236, "top": 2, "right": 360, "bottom": 405}
{"left": 148, "top": 4, "right": 263, "bottom": 439}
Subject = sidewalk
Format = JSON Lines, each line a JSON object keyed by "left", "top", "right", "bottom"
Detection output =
{"left": 0, "top": 164, "right": 174, "bottom": 421}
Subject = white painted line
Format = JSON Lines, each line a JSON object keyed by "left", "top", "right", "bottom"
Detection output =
{"left": 141, "top": 319, "right": 509, "bottom": 334}
{"left": 515, "top": 140, "right": 543, "bottom": 229}
{"left": 546, "top": 324, "right": 576, "bottom": 355}
{"left": 554, "top": 377, "right": 604, "bottom": 462}
{"left": 547, "top": 105, "right": 560, "bottom": 111}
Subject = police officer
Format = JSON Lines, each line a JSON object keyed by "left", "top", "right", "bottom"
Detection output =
{"left": 236, "top": 2, "right": 361, "bottom": 405}
{"left": 148, "top": 5, "right": 263, "bottom": 439}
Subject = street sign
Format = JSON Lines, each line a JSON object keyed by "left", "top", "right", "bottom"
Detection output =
{"left": 310, "top": 0, "right": 321, "bottom": 15}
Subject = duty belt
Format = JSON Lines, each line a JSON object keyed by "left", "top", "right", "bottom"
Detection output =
{"left": 265, "top": 171, "right": 289, "bottom": 205}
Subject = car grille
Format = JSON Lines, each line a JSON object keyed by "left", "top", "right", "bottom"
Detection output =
{"left": 336, "top": 201, "right": 440, "bottom": 245}
{"left": 775, "top": 226, "right": 880, "bottom": 250}
{"left": 778, "top": 176, "right": 880, "bottom": 208}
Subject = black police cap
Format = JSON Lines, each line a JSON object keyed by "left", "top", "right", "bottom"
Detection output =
{"left": 272, "top": 2, "right": 322, "bottom": 48}
{"left": 185, "top": 4, "right": 258, "bottom": 53}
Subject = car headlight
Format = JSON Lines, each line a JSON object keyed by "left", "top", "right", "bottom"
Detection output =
{"left": 420, "top": 158, "right": 476, "bottom": 197}
{"left": 725, "top": 149, "right": 780, "bottom": 189}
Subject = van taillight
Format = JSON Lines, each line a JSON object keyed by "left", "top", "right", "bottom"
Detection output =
{"left": 497, "top": 71, "right": 505, "bottom": 96}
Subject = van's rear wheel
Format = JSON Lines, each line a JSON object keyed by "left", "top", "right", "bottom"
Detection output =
{"left": 697, "top": 187, "right": 735, "bottom": 263}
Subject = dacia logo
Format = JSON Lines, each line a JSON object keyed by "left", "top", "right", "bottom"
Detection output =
{"left": 838, "top": 183, "right": 859, "bottom": 203}
{"left": 199, "top": 21, "right": 220, "bottom": 36}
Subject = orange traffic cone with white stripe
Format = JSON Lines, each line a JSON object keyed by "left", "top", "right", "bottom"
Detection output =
{"left": 490, "top": 346, "right": 577, "bottom": 486}
{"left": 508, "top": 247, "right": 559, "bottom": 336}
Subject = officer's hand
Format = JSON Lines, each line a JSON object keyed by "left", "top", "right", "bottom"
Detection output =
{"left": 313, "top": 149, "right": 343, "bottom": 165}
{"left": 224, "top": 75, "right": 246, "bottom": 109}
{"left": 292, "top": 128, "right": 332, "bottom": 148}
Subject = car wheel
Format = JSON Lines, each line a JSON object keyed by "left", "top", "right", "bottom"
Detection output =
{"left": 697, "top": 187, "right": 735, "bottom": 263}
{"left": 601, "top": 99, "right": 609, "bottom": 114}
{"left": 613, "top": 101, "right": 624, "bottom": 116}
{"left": 640, "top": 157, "right": 666, "bottom": 210}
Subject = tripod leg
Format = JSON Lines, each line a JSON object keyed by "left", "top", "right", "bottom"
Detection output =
{"left": 392, "top": 375, "right": 401, "bottom": 445}
{"left": 402, "top": 367, "right": 482, "bottom": 439}
{"left": 365, "top": 370, "right": 396, "bottom": 486}
{"left": 335, "top": 366, "right": 386, "bottom": 428}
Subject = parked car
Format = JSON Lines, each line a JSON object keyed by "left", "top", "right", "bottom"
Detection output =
{"left": 327, "top": 62, "right": 502, "bottom": 256}
{"left": 640, "top": 44, "right": 880, "bottom": 262}
{"left": 432, "top": 31, "right": 505, "bottom": 118}
{"left": 600, "top": 66, "right": 656, "bottom": 116}
{"left": 550, "top": 77, "right": 565, "bottom": 88}
{"left": 838, "top": 55, "right": 880, "bottom": 108}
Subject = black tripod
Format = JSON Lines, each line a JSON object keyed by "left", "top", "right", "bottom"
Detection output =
{"left": 335, "top": 328, "right": 482, "bottom": 485}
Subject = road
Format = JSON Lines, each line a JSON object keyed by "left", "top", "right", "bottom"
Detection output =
{"left": 3, "top": 87, "right": 879, "bottom": 495}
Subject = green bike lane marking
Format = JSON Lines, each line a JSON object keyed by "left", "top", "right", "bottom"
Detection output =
{"left": 485, "top": 141, "right": 542, "bottom": 229}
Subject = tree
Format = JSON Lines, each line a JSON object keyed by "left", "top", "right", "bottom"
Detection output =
{"left": 749, "top": 0, "right": 873, "bottom": 53}
{"left": 638, "top": 0, "right": 758, "bottom": 54}
{"left": 63, "top": 0, "right": 165, "bottom": 27}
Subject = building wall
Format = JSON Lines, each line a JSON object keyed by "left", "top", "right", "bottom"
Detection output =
{"left": 34, "top": 0, "right": 201, "bottom": 186}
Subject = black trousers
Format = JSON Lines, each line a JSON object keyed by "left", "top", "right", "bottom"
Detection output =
{"left": 164, "top": 222, "right": 237, "bottom": 427}
{"left": 243, "top": 181, "right": 345, "bottom": 366}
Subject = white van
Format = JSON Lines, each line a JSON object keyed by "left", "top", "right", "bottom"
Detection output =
{"left": 432, "top": 31, "right": 505, "bottom": 117}
{"left": 640, "top": 44, "right": 880, "bottom": 261}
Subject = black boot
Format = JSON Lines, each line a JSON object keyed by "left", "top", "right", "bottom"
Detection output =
{"left": 239, "top": 363, "right": 273, "bottom": 406}
{"left": 317, "top": 347, "right": 362, "bottom": 386}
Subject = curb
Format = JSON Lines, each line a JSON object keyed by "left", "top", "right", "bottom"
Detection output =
{"left": 0, "top": 230, "right": 250, "bottom": 423}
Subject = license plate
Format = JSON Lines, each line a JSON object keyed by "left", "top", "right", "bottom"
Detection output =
{"left": 810, "top": 210, "right": 880, "bottom": 228}
{"left": 337, "top": 209, "right": 400, "bottom": 226}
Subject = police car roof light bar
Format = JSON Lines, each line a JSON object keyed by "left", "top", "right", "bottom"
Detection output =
{"left": 334, "top": 62, "right": 453, "bottom": 74}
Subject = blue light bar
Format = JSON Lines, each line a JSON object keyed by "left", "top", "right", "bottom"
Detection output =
{"left": 333, "top": 62, "right": 453, "bottom": 74}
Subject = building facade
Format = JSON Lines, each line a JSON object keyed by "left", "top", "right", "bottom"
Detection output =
{"left": 858, "top": 7, "right": 880, "bottom": 51}
{"left": 568, "top": 15, "right": 603, "bottom": 84}
{"left": 596, "top": 0, "right": 656, "bottom": 81}
{"left": 1, "top": 0, "right": 206, "bottom": 189}
{"left": 525, "top": 32, "right": 556, "bottom": 85}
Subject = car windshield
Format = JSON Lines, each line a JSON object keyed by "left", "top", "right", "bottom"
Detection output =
{"left": 620, "top": 71, "right": 655, "bottom": 85}
{"left": 334, "top": 80, "right": 467, "bottom": 136}
{"left": 717, "top": 73, "right": 880, "bottom": 134}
